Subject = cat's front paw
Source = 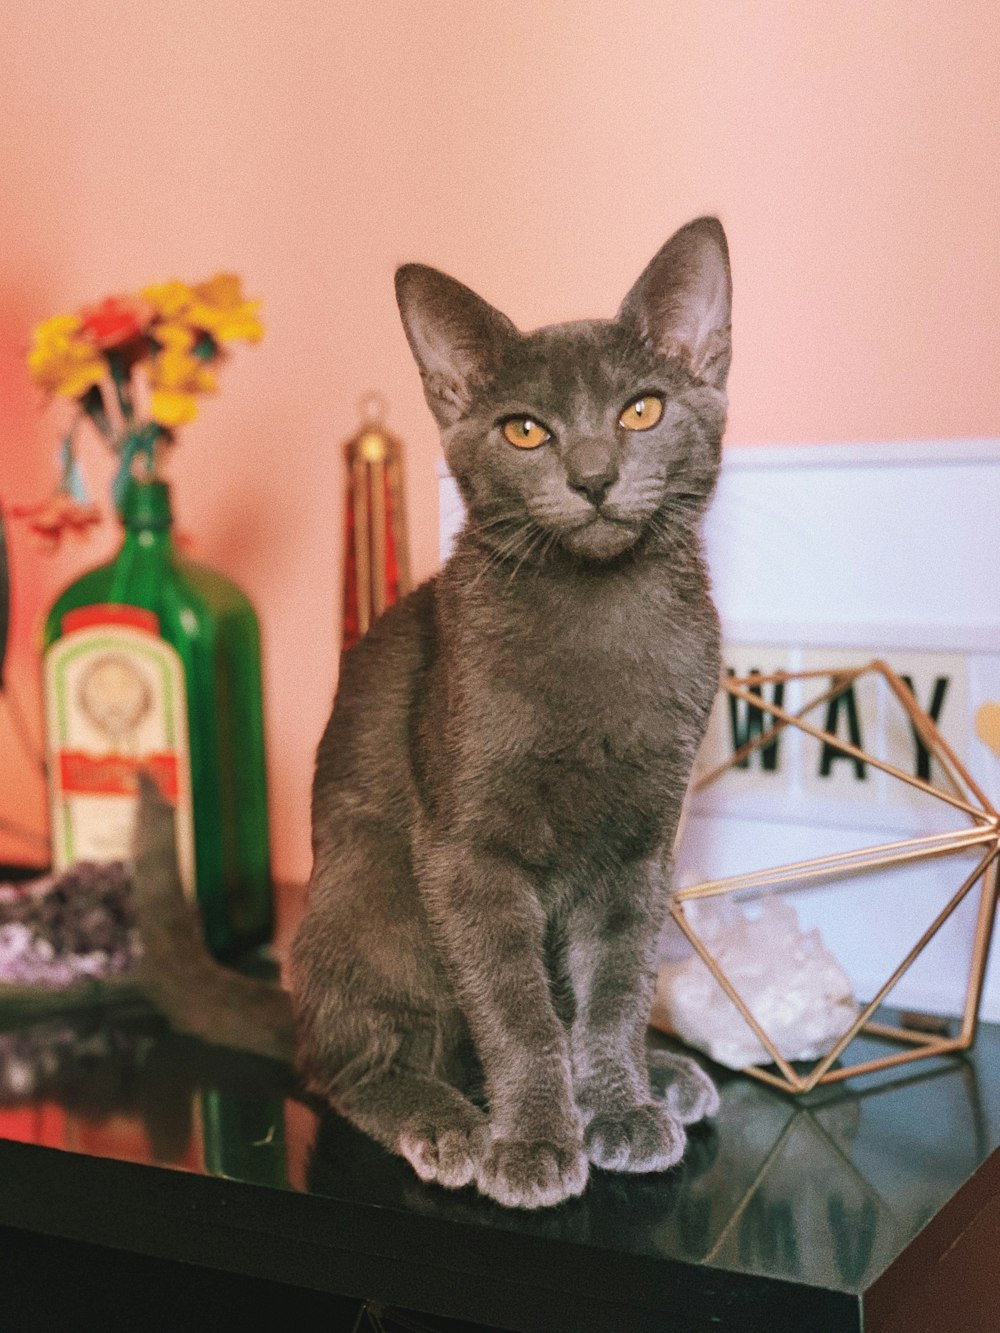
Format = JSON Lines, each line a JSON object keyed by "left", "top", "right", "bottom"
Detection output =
{"left": 477, "top": 1137, "right": 588, "bottom": 1209}
{"left": 398, "top": 1112, "right": 489, "bottom": 1190}
{"left": 650, "top": 1051, "right": 720, "bottom": 1124}
{"left": 584, "top": 1103, "right": 686, "bottom": 1174}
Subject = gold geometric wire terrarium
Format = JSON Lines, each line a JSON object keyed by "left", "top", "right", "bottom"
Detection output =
{"left": 668, "top": 660, "right": 1000, "bottom": 1096}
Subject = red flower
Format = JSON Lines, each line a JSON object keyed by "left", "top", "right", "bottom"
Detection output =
{"left": 12, "top": 494, "right": 102, "bottom": 551}
{"left": 79, "top": 295, "right": 152, "bottom": 350}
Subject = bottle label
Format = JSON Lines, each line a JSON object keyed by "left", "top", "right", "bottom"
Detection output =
{"left": 44, "top": 605, "right": 196, "bottom": 897}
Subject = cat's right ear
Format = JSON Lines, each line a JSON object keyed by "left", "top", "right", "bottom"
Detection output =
{"left": 395, "top": 265, "right": 518, "bottom": 427}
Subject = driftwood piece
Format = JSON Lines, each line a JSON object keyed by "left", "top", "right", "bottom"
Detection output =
{"left": 130, "top": 774, "right": 296, "bottom": 1064}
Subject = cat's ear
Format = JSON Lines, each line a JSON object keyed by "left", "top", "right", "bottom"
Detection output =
{"left": 617, "top": 217, "right": 732, "bottom": 390}
{"left": 395, "top": 265, "right": 518, "bottom": 427}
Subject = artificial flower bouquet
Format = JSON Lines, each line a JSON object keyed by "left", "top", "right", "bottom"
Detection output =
{"left": 19, "top": 273, "right": 263, "bottom": 547}
{"left": 0, "top": 270, "right": 272, "bottom": 985}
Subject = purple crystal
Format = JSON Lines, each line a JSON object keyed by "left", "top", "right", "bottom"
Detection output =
{"left": 0, "top": 862, "right": 140, "bottom": 989}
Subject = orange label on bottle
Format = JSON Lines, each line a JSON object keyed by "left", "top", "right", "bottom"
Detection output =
{"left": 62, "top": 604, "right": 160, "bottom": 637}
{"left": 57, "top": 751, "right": 180, "bottom": 801}
{"left": 44, "top": 614, "right": 196, "bottom": 896}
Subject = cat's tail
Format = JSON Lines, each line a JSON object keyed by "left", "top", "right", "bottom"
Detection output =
{"left": 131, "top": 772, "right": 297, "bottom": 1063}
{"left": 647, "top": 1046, "right": 720, "bottom": 1124}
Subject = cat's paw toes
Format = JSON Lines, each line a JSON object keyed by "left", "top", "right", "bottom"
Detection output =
{"left": 477, "top": 1138, "right": 588, "bottom": 1209}
{"left": 398, "top": 1116, "right": 488, "bottom": 1190}
{"left": 585, "top": 1104, "right": 686, "bottom": 1173}
{"left": 656, "top": 1055, "right": 720, "bottom": 1124}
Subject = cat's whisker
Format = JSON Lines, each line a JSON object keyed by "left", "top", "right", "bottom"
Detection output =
{"left": 469, "top": 517, "right": 529, "bottom": 553}
{"left": 466, "top": 520, "right": 528, "bottom": 553}
{"left": 466, "top": 520, "right": 542, "bottom": 592}
{"left": 506, "top": 525, "right": 550, "bottom": 584}
{"left": 540, "top": 527, "right": 562, "bottom": 569}
{"left": 495, "top": 525, "right": 537, "bottom": 561}
{"left": 471, "top": 510, "right": 529, "bottom": 534}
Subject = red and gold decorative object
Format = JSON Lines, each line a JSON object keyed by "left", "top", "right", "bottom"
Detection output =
{"left": 341, "top": 395, "right": 411, "bottom": 654}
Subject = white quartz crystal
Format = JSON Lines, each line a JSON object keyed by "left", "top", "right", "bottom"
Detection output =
{"left": 653, "top": 897, "right": 860, "bottom": 1070}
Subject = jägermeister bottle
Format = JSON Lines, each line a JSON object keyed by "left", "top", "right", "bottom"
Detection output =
{"left": 42, "top": 478, "right": 272, "bottom": 957}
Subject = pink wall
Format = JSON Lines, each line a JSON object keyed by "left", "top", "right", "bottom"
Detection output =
{"left": 2, "top": 1, "right": 998, "bottom": 881}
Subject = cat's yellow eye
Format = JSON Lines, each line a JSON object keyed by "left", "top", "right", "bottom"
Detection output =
{"left": 619, "top": 396, "right": 663, "bottom": 431}
{"left": 502, "top": 418, "right": 551, "bottom": 449}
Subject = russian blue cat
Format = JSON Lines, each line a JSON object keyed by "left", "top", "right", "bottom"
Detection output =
{"left": 291, "top": 217, "right": 730, "bottom": 1208}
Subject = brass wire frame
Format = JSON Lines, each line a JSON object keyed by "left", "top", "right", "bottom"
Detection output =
{"left": 667, "top": 660, "right": 1000, "bottom": 1095}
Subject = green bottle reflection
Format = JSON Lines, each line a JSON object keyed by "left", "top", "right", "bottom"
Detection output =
{"left": 43, "top": 478, "right": 273, "bottom": 957}
{"left": 200, "top": 1089, "right": 290, "bottom": 1189}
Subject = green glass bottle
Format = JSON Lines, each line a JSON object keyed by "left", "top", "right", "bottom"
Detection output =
{"left": 42, "top": 478, "right": 272, "bottom": 957}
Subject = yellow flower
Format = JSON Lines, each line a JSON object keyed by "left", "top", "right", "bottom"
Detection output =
{"left": 149, "top": 389, "right": 200, "bottom": 428}
{"left": 28, "top": 313, "right": 106, "bottom": 398}
{"left": 148, "top": 337, "right": 217, "bottom": 428}
{"left": 151, "top": 321, "right": 197, "bottom": 353}
{"left": 196, "top": 273, "right": 244, "bottom": 307}
{"left": 151, "top": 347, "right": 216, "bottom": 394}
{"left": 141, "top": 280, "right": 198, "bottom": 321}
{"left": 186, "top": 272, "right": 264, "bottom": 343}
{"left": 142, "top": 272, "right": 263, "bottom": 345}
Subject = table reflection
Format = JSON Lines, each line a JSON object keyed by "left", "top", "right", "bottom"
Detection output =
{"left": 0, "top": 1003, "right": 995, "bottom": 1296}
{"left": 0, "top": 1006, "right": 301, "bottom": 1188}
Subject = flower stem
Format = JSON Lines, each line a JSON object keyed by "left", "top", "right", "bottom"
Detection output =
{"left": 111, "top": 421, "right": 165, "bottom": 511}
{"left": 107, "top": 351, "right": 134, "bottom": 426}
{"left": 79, "top": 390, "right": 115, "bottom": 443}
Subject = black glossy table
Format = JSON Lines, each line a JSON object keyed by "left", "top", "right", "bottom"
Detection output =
{"left": 1, "top": 998, "right": 998, "bottom": 1331}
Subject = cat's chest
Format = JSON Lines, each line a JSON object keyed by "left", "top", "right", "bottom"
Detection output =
{"left": 447, "top": 569, "right": 718, "bottom": 848}
{"left": 469, "top": 648, "right": 699, "bottom": 868}
{"left": 492, "top": 571, "right": 714, "bottom": 734}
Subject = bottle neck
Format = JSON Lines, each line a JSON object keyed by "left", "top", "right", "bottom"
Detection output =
{"left": 118, "top": 479, "right": 174, "bottom": 550}
{"left": 110, "top": 481, "right": 176, "bottom": 605}
{"left": 120, "top": 523, "right": 174, "bottom": 557}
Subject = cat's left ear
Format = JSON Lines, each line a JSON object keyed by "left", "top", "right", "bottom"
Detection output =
{"left": 617, "top": 217, "right": 732, "bottom": 390}
{"left": 395, "top": 265, "right": 519, "bottom": 427}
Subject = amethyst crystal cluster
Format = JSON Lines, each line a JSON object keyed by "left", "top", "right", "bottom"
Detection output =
{"left": 0, "top": 862, "right": 139, "bottom": 989}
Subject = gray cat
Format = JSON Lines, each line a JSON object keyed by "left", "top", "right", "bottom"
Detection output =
{"left": 290, "top": 217, "right": 730, "bottom": 1210}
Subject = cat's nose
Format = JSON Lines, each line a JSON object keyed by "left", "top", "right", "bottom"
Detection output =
{"left": 566, "top": 439, "right": 619, "bottom": 508}
{"left": 569, "top": 469, "right": 616, "bottom": 508}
